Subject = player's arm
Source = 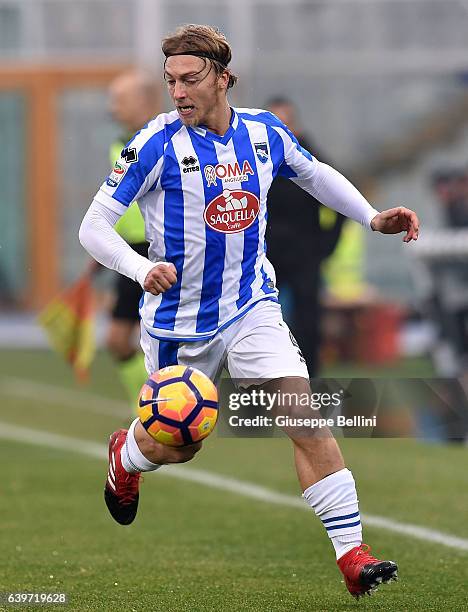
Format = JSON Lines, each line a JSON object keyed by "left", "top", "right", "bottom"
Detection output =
{"left": 275, "top": 126, "right": 419, "bottom": 242}
{"left": 79, "top": 125, "right": 177, "bottom": 295}
{"left": 79, "top": 201, "right": 176, "bottom": 295}
{"left": 300, "top": 161, "right": 418, "bottom": 242}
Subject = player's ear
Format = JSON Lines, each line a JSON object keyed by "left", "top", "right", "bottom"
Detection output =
{"left": 218, "top": 70, "right": 230, "bottom": 92}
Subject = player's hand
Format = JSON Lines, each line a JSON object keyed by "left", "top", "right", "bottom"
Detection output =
{"left": 370, "top": 206, "right": 419, "bottom": 243}
{"left": 143, "top": 262, "right": 177, "bottom": 295}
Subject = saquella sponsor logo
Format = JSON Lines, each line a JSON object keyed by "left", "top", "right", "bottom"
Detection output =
{"left": 204, "top": 189, "right": 260, "bottom": 234}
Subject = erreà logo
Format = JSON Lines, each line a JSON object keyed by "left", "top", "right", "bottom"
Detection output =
{"left": 181, "top": 155, "right": 200, "bottom": 174}
{"left": 204, "top": 189, "right": 260, "bottom": 234}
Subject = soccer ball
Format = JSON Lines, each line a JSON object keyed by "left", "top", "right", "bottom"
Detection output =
{"left": 137, "top": 365, "right": 218, "bottom": 447}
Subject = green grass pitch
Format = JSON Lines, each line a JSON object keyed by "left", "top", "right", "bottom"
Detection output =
{"left": 0, "top": 350, "right": 467, "bottom": 611}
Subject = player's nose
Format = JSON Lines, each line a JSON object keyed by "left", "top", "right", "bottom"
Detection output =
{"left": 173, "top": 81, "right": 187, "bottom": 100}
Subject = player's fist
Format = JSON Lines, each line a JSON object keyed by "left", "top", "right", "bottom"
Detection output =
{"left": 143, "top": 262, "right": 177, "bottom": 295}
{"left": 370, "top": 206, "right": 419, "bottom": 243}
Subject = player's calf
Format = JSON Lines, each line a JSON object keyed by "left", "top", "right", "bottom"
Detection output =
{"left": 133, "top": 419, "right": 202, "bottom": 464}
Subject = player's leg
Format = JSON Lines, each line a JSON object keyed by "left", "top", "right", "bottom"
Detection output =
{"left": 260, "top": 375, "right": 396, "bottom": 596}
{"left": 259, "top": 375, "right": 346, "bottom": 486}
{"left": 226, "top": 300, "right": 397, "bottom": 598}
{"left": 106, "top": 318, "right": 146, "bottom": 406}
{"left": 104, "top": 325, "right": 225, "bottom": 525}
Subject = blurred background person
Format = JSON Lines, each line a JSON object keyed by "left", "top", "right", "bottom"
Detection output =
{"left": 431, "top": 167, "right": 468, "bottom": 228}
{"left": 417, "top": 166, "right": 468, "bottom": 382}
{"left": 97, "top": 70, "right": 159, "bottom": 405}
{"left": 265, "top": 97, "right": 345, "bottom": 375}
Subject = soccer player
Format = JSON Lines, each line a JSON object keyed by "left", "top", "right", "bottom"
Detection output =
{"left": 79, "top": 24, "right": 419, "bottom": 599}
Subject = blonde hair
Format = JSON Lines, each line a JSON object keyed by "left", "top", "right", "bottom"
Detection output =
{"left": 162, "top": 24, "right": 238, "bottom": 89}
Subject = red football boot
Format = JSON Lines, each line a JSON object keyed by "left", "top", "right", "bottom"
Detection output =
{"left": 104, "top": 429, "right": 141, "bottom": 525}
{"left": 337, "top": 544, "right": 398, "bottom": 598}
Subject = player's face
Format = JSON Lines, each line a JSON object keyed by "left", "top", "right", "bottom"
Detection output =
{"left": 164, "top": 55, "right": 229, "bottom": 129}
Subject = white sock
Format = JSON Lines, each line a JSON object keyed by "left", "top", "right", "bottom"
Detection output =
{"left": 303, "top": 468, "right": 362, "bottom": 560}
{"left": 120, "top": 418, "right": 162, "bottom": 474}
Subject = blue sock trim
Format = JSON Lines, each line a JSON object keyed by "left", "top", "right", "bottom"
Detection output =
{"left": 325, "top": 520, "right": 361, "bottom": 532}
{"left": 322, "top": 511, "right": 360, "bottom": 524}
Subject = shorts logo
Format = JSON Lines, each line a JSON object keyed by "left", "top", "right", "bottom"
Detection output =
{"left": 106, "top": 160, "right": 128, "bottom": 188}
{"left": 180, "top": 155, "right": 200, "bottom": 173}
{"left": 204, "top": 189, "right": 260, "bottom": 234}
{"left": 289, "top": 330, "right": 306, "bottom": 364}
{"left": 254, "top": 142, "right": 269, "bottom": 164}
{"left": 204, "top": 160, "right": 254, "bottom": 187}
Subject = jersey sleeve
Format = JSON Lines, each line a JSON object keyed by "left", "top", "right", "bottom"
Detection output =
{"left": 79, "top": 199, "right": 155, "bottom": 287}
{"left": 271, "top": 121, "right": 379, "bottom": 228}
{"left": 94, "top": 121, "right": 166, "bottom": 215}
{"left": 271, "top": 121, "right": 317, "bottom": 180}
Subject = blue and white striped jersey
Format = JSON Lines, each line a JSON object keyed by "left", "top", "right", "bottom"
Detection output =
{"left": 94, "top": 108, "right": 321, "bottom": 341}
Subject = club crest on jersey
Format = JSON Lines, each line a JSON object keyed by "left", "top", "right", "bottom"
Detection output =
{"left": 106, "top": 160, "right": 128, "bottom": 188}
{"left": 254, "top": 142, "right": 269, "bottom": 164}
{"left": 204, "top": 189, "right": 260, "bottom": 234}
{"left": 204, "top": 160, "right": 254, "bottom": 187}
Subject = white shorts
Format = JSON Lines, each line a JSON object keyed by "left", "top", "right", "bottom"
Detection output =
{"left": 140, "top": 300, "right": 309, "bottom": 386}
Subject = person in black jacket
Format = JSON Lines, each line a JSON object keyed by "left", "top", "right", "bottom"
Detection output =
{"left": 266, "top": 97, "right": 345, "bottom": 375}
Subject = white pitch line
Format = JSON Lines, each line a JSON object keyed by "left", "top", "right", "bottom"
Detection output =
{"left": 1, "top": 421, "right": 468, "bottom": 553}
{"left": 0, "top": 376, "right": 130, "bottom": 418}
